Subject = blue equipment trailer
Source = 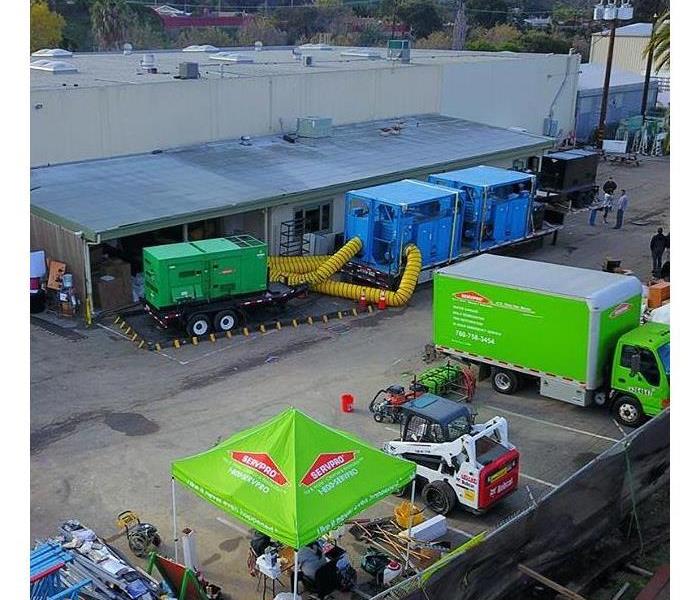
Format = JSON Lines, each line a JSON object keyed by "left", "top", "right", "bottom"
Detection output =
{"left": 343, "top": 166, "right": 560, "bottom": 286}
{"left": 344, "top": 179, "right": 465, "bottom": 284}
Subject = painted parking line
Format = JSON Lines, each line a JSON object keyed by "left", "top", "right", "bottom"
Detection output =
{"left": 216, "top": 516, "right": 251, "bottom": 537}
{"left": 519, "top": 473, "right": 557, "bottom": 489}
{"left": 483, "top": 405, "right": 619, "bottom": 443}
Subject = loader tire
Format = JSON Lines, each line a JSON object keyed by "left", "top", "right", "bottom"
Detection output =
{"left": 422, "top": 481, "right": 457, "bottom": 515}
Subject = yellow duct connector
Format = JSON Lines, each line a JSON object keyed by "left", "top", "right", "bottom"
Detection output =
{"left": 313, "top": 245, "right": 421, "bottom": 307}
{"left": 267, "top": 238, "right": 422, "bottom": 307}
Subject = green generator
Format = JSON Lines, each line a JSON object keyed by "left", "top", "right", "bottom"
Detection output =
{"left": 143, "top": 235, "right": 267, "bottom": 310}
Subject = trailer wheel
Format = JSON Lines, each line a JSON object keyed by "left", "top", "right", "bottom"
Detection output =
{"left": 491, "top": 369, "right": 519, "bottom": 395}
{"left": 421, "top": 481, "right": 457, "bottom": 515}
{"left": 214, "top": 310, "right": 238, "bottom": 332}
{"left": 186, "top": 314, "right": 211, "bottom": 337}
{"left": 612, "top": 395, "right": 645, "bottom": 428}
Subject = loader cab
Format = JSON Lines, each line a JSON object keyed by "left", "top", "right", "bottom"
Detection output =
{"left": 611, "top": 322, "right": 670, "bottom": 427}
{"left": 400, "top": 395, "right": 473, "bottom": 444}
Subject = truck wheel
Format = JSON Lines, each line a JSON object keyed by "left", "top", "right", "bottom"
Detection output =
{"left": 421, "top": 481, "right": 457, "bottom": 515}
{"left": 186, "top": 314, "right": 211, "bottom": 337}
{"left": 613, "top": 396, "right": 645, "bottom": 428}
{"left": 491, "top": 369, "right": 519, "bottom": 395}
{"left": 214, "top": 310, "right": 238, "bottom": 332}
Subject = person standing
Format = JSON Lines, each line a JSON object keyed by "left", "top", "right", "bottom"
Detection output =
{"left": 601, "top": 177, "right": 617, "bottom": 224}
{"left": 613, "top": 190, "right": 628, "bottom": 229}
{"left": 602, "top": 177, "right": 618, "bottom": 196}
{"left": 650, "top": 227, "right": 667, "bottom": 276}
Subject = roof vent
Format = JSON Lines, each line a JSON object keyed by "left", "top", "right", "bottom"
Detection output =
{"left": 298, "top": 43, "right": 332, "bottom": 51}
{"left": 209, "top": 52, "right": 254, "bottom": 63}
{"left": 302, "top": 55, "right": 313, "bottom": 67}
{"left": 183, "top": 44, "right": 219, "bottom": 52}
{"left": 340, "top": 50, "right": 381, "bottom": 60}
{"left": 254, "top": 41, "right": 263, "bottom": 51}
{"left": 30, "top": 60, "right": 78, "bottom": 74}
{"left": 32, "top": 48, "right": 73, "bottom": 58}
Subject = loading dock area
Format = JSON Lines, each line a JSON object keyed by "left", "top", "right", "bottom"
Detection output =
{"left": 30, "top": 114, "right": 553, "bottom": 320}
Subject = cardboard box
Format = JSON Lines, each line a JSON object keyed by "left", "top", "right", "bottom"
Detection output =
{"left": 46, "top": 260, "right": 66, "bottom": 291}
{"left": 648, "top": 282, "right": 670, "bottom": 309}
{"left": 94, "top": 274, "right": 132, "bottom": 311}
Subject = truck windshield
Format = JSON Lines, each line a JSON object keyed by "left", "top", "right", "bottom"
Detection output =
{"left": 657, "top": 342, "right": 670, "bottom": 375}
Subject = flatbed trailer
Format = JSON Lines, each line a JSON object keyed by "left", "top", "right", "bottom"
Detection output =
{"left": 145, "top": 282, "right": 308, "bottom": 337}
{"left": 342, "top": 223, "right": 561, "bottom": 289}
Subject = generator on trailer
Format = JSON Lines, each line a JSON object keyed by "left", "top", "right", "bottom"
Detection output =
{"left": 383, "top": 395, "right": 519, "bottom": 515}
{"left": 143, "top": 235, "right": 307, "bottom": 336}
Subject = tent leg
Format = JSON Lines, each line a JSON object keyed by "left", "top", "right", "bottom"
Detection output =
{"left": 171, "top": 477, "right": 179, "bottom": 563}
{"left": 293, "top": 550, "right": 299, "bottom": 599}
{"left": 405, "top": 479, "right": 416, "bottom": 571}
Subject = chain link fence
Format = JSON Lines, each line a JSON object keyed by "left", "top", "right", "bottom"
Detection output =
{"left": 371, "top": 410, "right": 670, "bottom": 600}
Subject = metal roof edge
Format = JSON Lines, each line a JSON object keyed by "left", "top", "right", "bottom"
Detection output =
{"left": 30, "top": 205, "right": 96, "bottom": 241}
{"left": 35, "top": 137, "right": 554, "bottom": 241}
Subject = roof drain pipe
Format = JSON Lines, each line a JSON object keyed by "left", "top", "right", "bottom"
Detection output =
{"left": 547, "top": 52, "right": 577, "bottom": 138}
{"left": 83, "top": 236, "right": 101, "bottom": 327}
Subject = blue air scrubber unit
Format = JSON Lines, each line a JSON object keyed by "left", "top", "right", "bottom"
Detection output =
{"left": 427, "top": 166, "right": 536, "bottom": 252}
{"left": 344, "top": 180, "right": 465, "bottom": 283}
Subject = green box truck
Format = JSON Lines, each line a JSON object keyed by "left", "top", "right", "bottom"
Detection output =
{"left": 143, "top": 235, "right": 307, "bottom": 337}
{"left": 433, "top": 255, "right": 669, "bottom": 427}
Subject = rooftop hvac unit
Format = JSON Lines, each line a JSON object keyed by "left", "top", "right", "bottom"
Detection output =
{"left": 297, "top": 116, "right": 333, "bottom": 138}
{"left": 387, "top": 39, "right": 410, "bottom": 63}
{"left": 140, "top": 53, "right": 157, "bottom": 73}
{"left": 178, "top": 62, "right": 199, "bottom": 79}
{"left": 302, "top": 55, "right": 313, "bottom": 67}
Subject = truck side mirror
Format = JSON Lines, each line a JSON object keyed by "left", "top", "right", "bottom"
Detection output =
{"left": 630, "top": 353, "right": 641, "bottom": 376}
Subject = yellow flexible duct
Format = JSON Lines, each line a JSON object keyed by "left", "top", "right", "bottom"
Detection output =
{"left": 268, "top": 237, "right": 362, "bottom": 285}
{"left": 312, "top": 244, "right": 422, "bottom": 307}
{"left": 267, "top": 255, "right": 327, "bottom": 274}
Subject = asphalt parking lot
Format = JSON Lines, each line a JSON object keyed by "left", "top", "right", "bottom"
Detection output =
{"left": 30, "top": 157, "right": 669, "bottom": 597}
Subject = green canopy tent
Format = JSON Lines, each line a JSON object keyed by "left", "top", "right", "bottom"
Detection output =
{"left": 170, "top": 408, "right": 416, "bottom": 596}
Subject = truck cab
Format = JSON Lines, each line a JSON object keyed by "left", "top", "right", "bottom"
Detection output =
{"left": 610, "top": 322, "right": 670, "bottom": 427}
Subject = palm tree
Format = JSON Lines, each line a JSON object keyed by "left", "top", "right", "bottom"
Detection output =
{"left": 645, "top": 10, "right": 670, "bottom": 72}
{"left": 90, "top": 0, "right": 133, "bottom": 51}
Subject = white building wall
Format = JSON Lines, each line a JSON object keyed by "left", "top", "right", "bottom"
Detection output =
{"left": 31, "top": 54, "right": 576, "bottom": 167}
{"left": 439, "top": 54, "right": 580, "bottom": 139}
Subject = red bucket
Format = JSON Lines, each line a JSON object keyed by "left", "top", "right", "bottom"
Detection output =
{"left": 340, "top": 393, "right": 354, "bottom": 413}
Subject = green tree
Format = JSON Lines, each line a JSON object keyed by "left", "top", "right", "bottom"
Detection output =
{"left": 552, "top": 2, "right": 578, "bottom": 25}
{"left": 466, "top": 0, "right": 508, "bottom": 28}
{"left": 520, "top": 30, "right": 570, "bottom": 53}
{"left": 356, "top": 22, "right": 386, "bottom": 46}
{"left": 237, "top": 17, "right": 287, "bottom": 46}
{"left": 397, "top": 1, "right": 443, "bottom": 40}
{"left": 31, "top": 0, "right": 66, "bottom": 52}
{"left": 415, "top": 29, "right": 452, "bottom": 49}
{"left": 645, "top": 10, "right": 669, "bottom": 72}
{"left": 90, "top": 0, "right": 133, "bottom": 50}
{"left": 452, "top": 0, "right": 467, "bottom": 50}
{"left": 174, "top": 27, "right": 236, "bottom": 48}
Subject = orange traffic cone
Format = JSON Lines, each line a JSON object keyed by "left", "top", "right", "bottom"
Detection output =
{"left": 358, "top": 289, "right": 368, "bottom": 311}
{"left": 378, "top": 289, "right": 387, "bottom": 310}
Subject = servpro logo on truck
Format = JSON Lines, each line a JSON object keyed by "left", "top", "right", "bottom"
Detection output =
{"left": 454, "top": 291, "right": 491, "bottom": 305}
{"left": 610, "top": 303, "right": 632, "bottom": 319}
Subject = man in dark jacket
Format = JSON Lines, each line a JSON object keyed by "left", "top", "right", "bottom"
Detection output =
{"left": 602, "top": 177, "right": 617, "bottom": 196}
{"left": 650, "top": 227, "right": 667, "bottom": 276}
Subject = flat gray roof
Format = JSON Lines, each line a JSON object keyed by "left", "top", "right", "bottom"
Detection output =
{"left": 30, "top": 114, "right": 552, "bottom": 241}
{"left": 30, "top": 45, "right": 553, "bottom": 91}
{"left": 578, "top": 63, "right": 655, "bottom": 93}
{"left": 437, "top": 254, "right": 642, "bottom": 306}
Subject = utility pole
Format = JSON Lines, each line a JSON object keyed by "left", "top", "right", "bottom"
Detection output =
{"left": 592, "top": 2, "right": 634, "bottom": 149}
{"left": 641, "top": 8, "right": 660, "bottom": 122}
{"left": 596, "top": 18, "right": 617, "bottom": 147}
